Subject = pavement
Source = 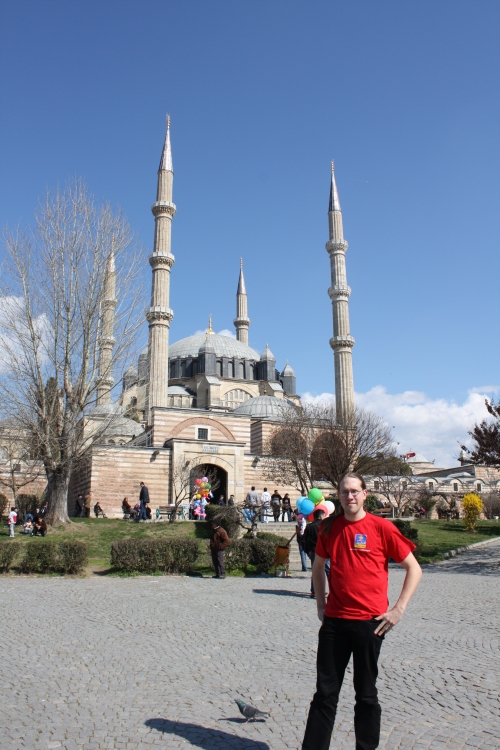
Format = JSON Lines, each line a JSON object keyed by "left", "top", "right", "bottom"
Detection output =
{"left": 1, "top": 539, "right": 499, "bottom": 750}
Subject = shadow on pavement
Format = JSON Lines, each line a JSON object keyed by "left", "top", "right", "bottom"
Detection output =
{"left": 423, "top": 543, "right": 500, "bottom": 577}
{"left": 145, "top": 719, "right": 270, "bottom": 749}
{"left": 252, "top": 588, "right": 312, "bottom": 598}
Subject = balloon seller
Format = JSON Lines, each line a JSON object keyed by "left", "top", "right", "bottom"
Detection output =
{"left": 301, "top": 473, "right": 422, "bottom": 750}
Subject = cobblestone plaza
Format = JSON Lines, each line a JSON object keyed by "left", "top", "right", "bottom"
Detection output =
{"left": 1, "top": 541, "right": 499, "bottom": 750}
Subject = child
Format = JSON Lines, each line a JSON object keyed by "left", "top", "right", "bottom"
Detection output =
{"left": 23, "top": 518, "right": 33, "bottom": 535}
{"left": 8, "top": 507, "right": 17, "bottom": 537}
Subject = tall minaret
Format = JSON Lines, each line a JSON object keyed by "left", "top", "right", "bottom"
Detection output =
{"left": 96, "top": 243, "right": 117, "bottom": 405}
{"left": 234, "top": 258, "right": 250, "bottom": 344}
{"left": 145, "top": 116, "right": 175, "bottom": 422}
{"left": 326, "top": 161, "right": 355, "bottom": 423}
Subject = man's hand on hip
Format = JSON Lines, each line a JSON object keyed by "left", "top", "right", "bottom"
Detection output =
{"left": 374, "top": 605, "right": 404, "bottom": 635}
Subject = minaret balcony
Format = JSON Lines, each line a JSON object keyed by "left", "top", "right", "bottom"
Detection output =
{"left": 233, "top": 316, "right": 250, "bottom": 327}
{"left": 145, "top": 306, "right": 174, "bottom": 324}
{"left": 151, "top": 201, "right": 176, "bottom": 218}
{"left": 325, "top": 239, "right": 348, "bottom": 253}
{"left": 328, "top": 285, "right": 351, "bottom": 301}
{"left": 98, "top": 336, "right": 116, "bottom": 348}
{"left": 149, "top": 252, "right": 175, "bottom": 269}
{"left": 329, "top": 335, "right": 355, "bottom": 351}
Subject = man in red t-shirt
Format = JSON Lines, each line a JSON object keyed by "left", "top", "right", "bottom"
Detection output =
{"left": 302, "top": 472, "right": 422, "bottom": 750}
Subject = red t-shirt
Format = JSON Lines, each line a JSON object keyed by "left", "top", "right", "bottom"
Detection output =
{"left": 315, "top": 513, "right": 416, "bottom": 620}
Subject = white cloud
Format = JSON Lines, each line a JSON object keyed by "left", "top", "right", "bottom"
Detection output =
{"left": 193, "top": 328, "right": 236, "bottom": 338}
{"left": 301, "top": 385, "right": 496, "bottom": 468}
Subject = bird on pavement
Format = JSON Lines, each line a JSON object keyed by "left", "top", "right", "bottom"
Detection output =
{"left": 235, "top": 699, "right": 269, "bottom": 723}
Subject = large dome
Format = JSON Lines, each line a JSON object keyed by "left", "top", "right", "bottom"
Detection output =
{"left": 169, "top": 333, "right": 260, "bottom": 361}
{"left": 234, "top": 395, "right": 295, "bottom": 420}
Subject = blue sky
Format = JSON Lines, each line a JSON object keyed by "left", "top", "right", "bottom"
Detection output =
{"left": 1, "top": 1, "right": 499, "bottom": 464}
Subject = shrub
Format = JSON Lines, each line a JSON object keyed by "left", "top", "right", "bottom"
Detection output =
{"left": 205, "top": 505, "right": 241, "bottom": 539}
{"left": 364, "top": 495, "right": 379, "bottom": 513}
{"left": 392, "top": 519, "right": 419, "bottom": 557}
{"left": 58, "top": 540, "right": 88, "bottom": 574}
{"left": 20, "top": 542, "right": 58, "bottom": 574}
{"left": 224, "top": 539, "right": 252, "bottom": 571}
{"left": 0, "top": 542, "right": 20, "bottom": 572}
{"left": 462, "top": 493, "right": 483, "bottom": 532}
{"left": 111, "top": 538, "right": 199, "bottom": 573}
{"left": 246, "top": 531, "right": 289, "bottom": 545}
{"left": 248, "top": 538, "right": 276, "bottom": 571}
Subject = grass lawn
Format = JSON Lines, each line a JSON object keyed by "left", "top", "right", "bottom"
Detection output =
{"left": 410, "top": 519, "right": 500, "bottom": 563}
{"left": 1, "top": 517, "right": 499, "bottom": 573}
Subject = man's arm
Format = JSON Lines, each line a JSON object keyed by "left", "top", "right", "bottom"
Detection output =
{"left": 312, "top": 554, "right": 327, "bottom": 621}
{"left": 374, "top": 552, "right": 422, "bottom": 635}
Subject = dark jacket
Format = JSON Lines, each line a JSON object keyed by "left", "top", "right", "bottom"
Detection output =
{"left": 139, "top": 485, "right": 150, "bottom": 506}
{"left": 210, "top": 526, "right": 230, "bottom": 552}
{"left": 302, "top": 519, "right": 323, "bottom": 555}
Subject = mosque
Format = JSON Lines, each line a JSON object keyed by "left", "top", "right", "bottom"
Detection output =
{"left": 69, "top": 119, "right": 355, "bottom": 515}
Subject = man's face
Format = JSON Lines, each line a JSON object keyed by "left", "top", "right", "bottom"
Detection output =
{"left": 339, "top": 477, "right": 367, "bottom": 516}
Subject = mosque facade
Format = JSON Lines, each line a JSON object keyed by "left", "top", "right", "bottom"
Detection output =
{"left": 68, "top": 121, "right": 355, "bottom": 516}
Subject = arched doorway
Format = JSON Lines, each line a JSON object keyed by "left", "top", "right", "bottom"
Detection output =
{"left": 190, "top": 463, "right": 228, "bottom": 504}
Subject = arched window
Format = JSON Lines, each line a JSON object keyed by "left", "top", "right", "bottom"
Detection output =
{"left": 222, "top": 389, "right": 252, "bottom": 409}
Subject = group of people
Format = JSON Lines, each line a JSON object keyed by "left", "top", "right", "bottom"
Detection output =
{"left": 121, "top": 483, "right": 152, "bottom": 521}
{"left": 189, "top": 493, "right": 235, "bottom": 520}
{"left": 7, "top": 503, "right": 48, "bottom": 537}
{"left": 74, "top": 492, "right": 106, "bottom": 518}
{"left": 243, "top": 487, "right": 293, "bottom": 522}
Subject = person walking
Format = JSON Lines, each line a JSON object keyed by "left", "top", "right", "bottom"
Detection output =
{"left": 260, "top": 487, "right": 271, "bottom": 523}
{"left": 301, "top": 472, "right": 422, "bottom": 750}
{"left": 244, "top": 486, "right": 259, "bottom": 523}
{"left": 8, "top": 507, "right": 17, "bottom": 537}
{"left": 271, "top": 490, "right": 282, "bottom": 522}
{"left": 83, "top": 492, "right": 93, "bottom": 518}
{"left": 303, "top": 508, "right": 330, "bottom": 596}
{"left": 281, "top": 494, "right": 292, "bottom": 522}
{"left": 139, "top": 482, "right": 149, "bottom": 521}
{"left": 209, "top": 518, "right": 230, "bottom": 579}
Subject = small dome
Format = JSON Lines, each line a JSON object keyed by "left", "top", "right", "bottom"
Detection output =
{"left": 169, "top": 333, "right": 260, "bottom": 360}
{"left": 233, "top": 395, "right": 295, "bottom": 420}
{"left": 406, "top": 452, "right": 430, "bottom": 463}
{"left": 260, "top": 343, "right": 275, "bottom": 361}
{"left": 89, "top": 402, "right": 125, "bottom": 417}
{"left": 105, "top": 415, "right": 145, "bottom": 438}
{"left": 125, "top": 365, "right": 138, "bottom": 376}
{"left": 281, "top": 360, "right": 295, "bottom": 377}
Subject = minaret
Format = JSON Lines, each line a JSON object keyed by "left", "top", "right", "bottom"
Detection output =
{"left": 234, "top": 258, "right": 250, "bottom": 344}
{"left": 96, "top": 242, "right": 117, "bottom": 405}
{"left": 326, "top": 161, "right": 355, "bottom": 423}
{"left": 145, "top": 116, "right": 176, "bottom": 422}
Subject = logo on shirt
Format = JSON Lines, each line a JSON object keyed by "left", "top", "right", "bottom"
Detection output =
{"left": 354, "top": 533, "right": 367, "bottom": 549}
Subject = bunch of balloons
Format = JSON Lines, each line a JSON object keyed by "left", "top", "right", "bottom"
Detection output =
{"left": 296, "top": 488, "right": 335, "bottom": 522}
{"left": 193, "top": 476, "right": 211, "bottom": 500}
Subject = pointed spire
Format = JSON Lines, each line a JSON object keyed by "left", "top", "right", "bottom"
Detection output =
{"left": 237, "top": 257, "right": 247, "bottom": 295}
{"left": 329, "top": 160, "right": 341, "bottom": 212}
{"left": 207, "top": 314, "right": 214, "bottom": 333}
{"left": 159, "top": 114, "right": 173, "bottom": 172}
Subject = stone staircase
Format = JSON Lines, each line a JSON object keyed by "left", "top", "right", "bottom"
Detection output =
{"left": 258, "top": 520, "right": 307, "bottom": 572}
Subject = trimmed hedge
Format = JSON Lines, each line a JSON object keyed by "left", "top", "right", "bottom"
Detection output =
{"left": 111, "top": 538, "right": 199, "bottom": 573}
{"left": 0, "top": 542, "right": 20, "bottom": 572}
{"left": 216, "top": 538, "right": 278, "bottom": 573}
{"left": 18, "top": 540, "right": 88, "bottom": 574}
{"left": 246, "top": 531, "right": 290, "bottom": 546}
{"left": 392, "top": 519, "right": 420, "bottom": 558}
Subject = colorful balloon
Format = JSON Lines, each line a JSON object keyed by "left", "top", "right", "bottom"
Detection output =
{"left": 202, "top": 476, "right": 208, "bottom": 483}
{"left": 324, "top": 500, "right": 335, "bottom": 515}
{"left": 308, "top": 488, "right": 324, "bottom": 504}
{"left": 314, "top": 503, "right": 329, "bottom": 517}
{"left": 300, "top": 498, "right": 315, "bottom": 516}
{"left": 307, "top": 512, "right": 315, "bottom": 522}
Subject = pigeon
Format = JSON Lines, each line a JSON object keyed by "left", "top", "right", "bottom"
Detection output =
{"left": 235, "top": 699, "right": 269, "bottom": 723}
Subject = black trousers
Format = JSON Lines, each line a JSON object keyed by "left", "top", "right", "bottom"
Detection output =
{"left": 211, "top": 549, "right": 226, "bottom": 578}
{"left": 302, "top": 617, "right": 384, "bottom": 750}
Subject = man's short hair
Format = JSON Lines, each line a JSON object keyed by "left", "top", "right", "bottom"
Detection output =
{"left": 140, "top": 482, "right": 144, "bottom": 486}
{"left": 263, "top": 487, "right": 267, "bottom": 491}
{"left": 251, "top": 486, "right": 255, "bottom": 490}
{"left": 313, "top": 509, "right": 326, "bottom": 521}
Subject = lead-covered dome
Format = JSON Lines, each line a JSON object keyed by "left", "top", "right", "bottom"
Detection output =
{"left": 169, "top": 333, "right": 260, "bottom": 361}
{"left": 234, "top": 395, "right": 296, "bottom": 420}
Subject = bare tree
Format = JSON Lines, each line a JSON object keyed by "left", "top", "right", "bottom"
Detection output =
{"left": 0, "top": 420, "right": 44, "bottom": 504}
{"left": 481, "top": 491, "right": 500, "bottom": 519}
{"left": 372, "top": 475, "right": 420, "bottom": 518}
{"left": 263, "top": 401, "right": 395, "bottom": 493}
{"left": 0, "top": 180, "right": 144, "bottom": 525}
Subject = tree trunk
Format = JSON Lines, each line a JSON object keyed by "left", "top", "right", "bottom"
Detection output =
{"left": 45, "top": 469, "right": 70, "bottom": 526}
